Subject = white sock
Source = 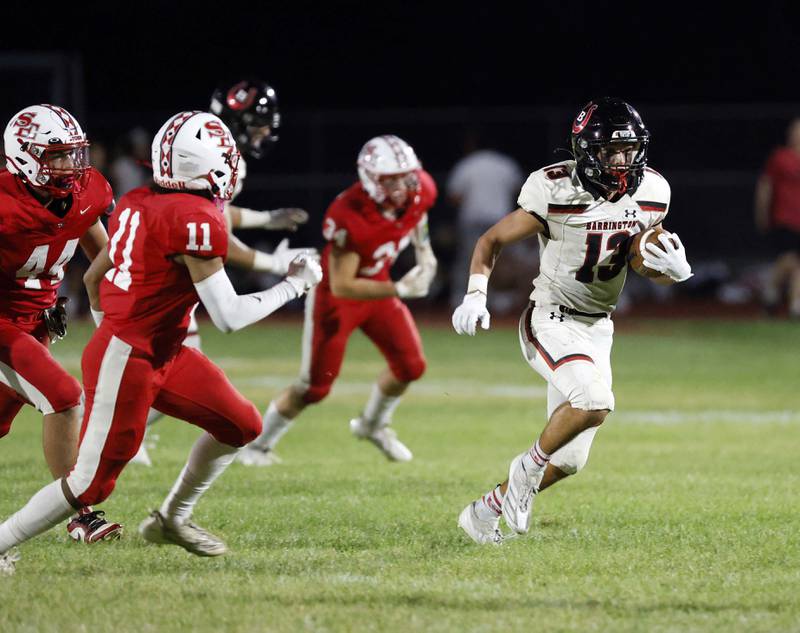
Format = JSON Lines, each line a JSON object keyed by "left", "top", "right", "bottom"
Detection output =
{"left": 362, "top": 383, "right": 402, "bottom": 430}
{"left": 521, "top": 439, "right": 550, "bottom": 472}
{"left": 474, "top": 484, "right": 503, "bottom": 521}
{"left": 0, "top": 480, "right": 74, "bottom": 552}
{"left": 251, "top": 401, "right": 293, "bottom": 451}
{"left": 159, "top": 433, "right": 237, "bottom": 526}
{"left": 146, "top": 408, "right": 164, "bottom": 426}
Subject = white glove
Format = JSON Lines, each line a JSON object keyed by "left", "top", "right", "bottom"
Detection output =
{"left": 285, "top": 254, "right": 323, "bottom": 295}
{"left": 395, "top": 266, "right": 430, "bottom": 299}
{"left": 269, "top": 238, "right": 319, "bottom": 275}
{"left": 238, "top": 207, "right": 309, "bottom": 231}
{"left": 642, "top": 232, "right": 693, "bottom": 282}
{"left": 452, "top": 291, "right": 491, "bottom": 335}
{"left": 264, "top": 208, "right": 309, "bottom": 231}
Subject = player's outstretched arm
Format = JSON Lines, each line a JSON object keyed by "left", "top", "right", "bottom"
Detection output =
{"left": 186, "top": 254, "right": 322, "bottom": 333}
{"left": 225, "top": 233, "right": 317, "bottom": 275}
{"left": 409, "top": 214, "right": 437, "bottom": 288}
{"left": 754, "top": 175, "right": 772, "bottom": 235}
{"left": 227, "top": 204, "right": 309, "bottom": 232}
{"left": 452, "top": 208, "right": 544, "bottom": 336}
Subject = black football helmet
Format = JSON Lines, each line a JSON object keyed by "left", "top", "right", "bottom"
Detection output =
{"left": 209, "top": 78, "right": 280, "bottom": 159}
{"left": 570, "top": 97, "right": 650, "bottom": 199}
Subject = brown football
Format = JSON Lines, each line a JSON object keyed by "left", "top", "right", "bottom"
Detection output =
{"left": 627, "top": 228, "right": 672, "bottom": 278}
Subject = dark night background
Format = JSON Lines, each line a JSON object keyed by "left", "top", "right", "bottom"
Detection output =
{"left": 3, "top": 1, "right": 800, "bottom": 309}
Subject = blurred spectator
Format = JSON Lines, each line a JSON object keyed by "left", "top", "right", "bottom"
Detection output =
{"left": 90, "top": 140, "right": 109, "bottom": 173}
{"left": 446, "top": 129, "right": 526, "bottom": 311}
{"left": 110, "top": 127, "right": 150, "bottom": 198}
{"left": 754, "top": 118, "right": 800, "bottom": 316}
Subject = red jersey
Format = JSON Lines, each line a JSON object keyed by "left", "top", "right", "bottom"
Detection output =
{"left": 100, "top": 186, "right": 228, "bottom": 361}
{"left": 765, "top": 147, "right": 800, "bottom": 231}
{"left": 0, "top": 168, "right": 113, "bottom": 320}
{"left": 320, "top": 169, "right": 437, "bottom": 285}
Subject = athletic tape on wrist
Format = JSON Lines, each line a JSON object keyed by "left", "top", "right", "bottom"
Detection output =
{"left": 467, "top": 274, "right": 488, "bottom": 295}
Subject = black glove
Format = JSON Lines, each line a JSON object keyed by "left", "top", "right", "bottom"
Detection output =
{"left": 43, "top": 297, "right": 69, "bottom": 343}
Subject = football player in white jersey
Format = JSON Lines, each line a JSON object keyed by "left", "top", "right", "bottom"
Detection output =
{"left": 132, "top": 79, "right": 314, "bottom": 466}
{"left": 453, "top": 97, "right": 693, "bottom": 544}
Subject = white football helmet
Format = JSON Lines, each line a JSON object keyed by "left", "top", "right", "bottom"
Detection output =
{"left": 357, "top": 135, "right": 421, "bottom": 203}
{"left": 4, "top": 104, "right": 90, "bottom": 197}
{"left": 151, "top": 111, "right": 240, "bottom": 201}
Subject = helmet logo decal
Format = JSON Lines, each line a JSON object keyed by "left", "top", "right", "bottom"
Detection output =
{"left": 226, "top": 82, "right": 257, "bottom": 111}
{"left": 12, "top": 112, "right": 39, "bottom": 139}
{"left": 572, "top": 103, "right": 598, "bottom": 134}
{"left": 204, "top": 120, "right": 234, "bottom": 148}
{"left": 159, "top": 111, "right": 201, "bottom": 179}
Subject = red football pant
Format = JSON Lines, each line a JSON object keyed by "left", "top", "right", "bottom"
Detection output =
{"left": 298, "top": 287, "right": 426, "bottom": 403}
{"left": 65, "top": 324, "right": 261, "bottom": 506}
{"left": 0, "top": 317, "right": 82, "bottom": 437}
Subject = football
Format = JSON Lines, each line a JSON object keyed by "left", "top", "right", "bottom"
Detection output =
{"left": 627, "top": 227, "right": 672, "bottom": 278}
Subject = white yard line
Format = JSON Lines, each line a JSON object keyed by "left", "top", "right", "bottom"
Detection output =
{"left": 612, "top": 409, "right": 800, "bottom": 425}
{"left": 53, "top": 354, "right": 799, "bottom": 423}
{"left": 234, "top": 374, "right": 548, "bottom": 398}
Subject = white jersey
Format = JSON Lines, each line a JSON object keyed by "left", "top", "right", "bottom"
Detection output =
{"left": 517, "top": 160, "right": 670, "bottom": 314}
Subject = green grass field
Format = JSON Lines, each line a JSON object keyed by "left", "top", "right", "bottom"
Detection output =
{"left": 1, "top": 317, "right": 799, "bottom": 633}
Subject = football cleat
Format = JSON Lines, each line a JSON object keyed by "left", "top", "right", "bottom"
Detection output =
{"left": 502, "top": 453, "right": 544, "bottom": 534}
{"left": 236, "top": 446, "right": 283, "bottom": 467}
{"left": 0, "top": 549, "right": 20, "bottom": 576}
{"left": 67, "top": 508, "right": 123, "bottom": 543}
{"left": 349, "top": 418, "right": 412, "bottom": 462}
{"left": 458, "top": 501, "right": 503, "bottom": 545}
{"left": 139, "top": 510, "right": 227, "bottom": 557}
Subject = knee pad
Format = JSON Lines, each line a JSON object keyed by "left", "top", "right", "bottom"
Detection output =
{"left": 48, "top": 374, "right": 82, "bottom": 414}
{"left": 566, "top": 376, "right": 614, "bottom": 412}
{"left": 550, "top": 426, "right": 599, "bottom": 475}
{"left": 391, "top": 355, "right": 426, "bottom": 383}
{"left": 233, "top": 403, "right": 262, "bottom": 446}
{"left": 207, "top": 403, "right": 262, "bottom": 448}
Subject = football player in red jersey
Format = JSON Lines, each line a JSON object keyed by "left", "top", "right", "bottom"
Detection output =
{"left": 132, "top": 78, "right": 314, "bottom": 466}
{"left": 238, "top": 135, "right": 438, "bottom": 466}
{"left": 0, "top": 104, "right": 121, "bottom": 544}
{"left": 0, "top": 111, "right": 322, "bottom": 574}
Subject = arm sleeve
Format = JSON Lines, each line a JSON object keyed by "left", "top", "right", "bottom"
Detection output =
{"left": 194, "top": 268, "right": 299, "bottom": 333}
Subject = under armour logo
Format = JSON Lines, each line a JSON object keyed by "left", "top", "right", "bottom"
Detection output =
{"left": 549, "top": 311, "right": 565, "bottom": 322}
{"left": 625, "top": 210, "right": 637, "bottom": 218}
